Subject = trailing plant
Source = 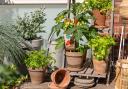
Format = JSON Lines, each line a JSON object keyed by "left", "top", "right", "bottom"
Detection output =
{"left": 85, "top": 0, "right": 112, "bottom": 15}
{"left": 25, "top": 50, "right": 55, "bottom": 69}
{"left": 0, "top": 25, "right": 26, "bottom": 64}
{"left": 89, "top": 35, "right": 115, "bottom": 61}
{"left": 51, "top": 2, "right": 98, "bottom": 53}
{"left": 14, "top": 9, "right": 46, "bottom": 40}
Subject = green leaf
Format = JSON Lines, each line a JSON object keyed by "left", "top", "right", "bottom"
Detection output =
{"left": 55, "top": 37, "right": 64, "bottom": 49}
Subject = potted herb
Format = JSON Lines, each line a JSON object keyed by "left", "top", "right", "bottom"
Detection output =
{"left": 85, "top": 0, "right": 112, "bottom": 26}
{"left": 15, "top": 9, "right": 46, "bottom": 50}
{"left": 51, "top": 2, "right": 98, "bottom": 71}
{"left": 25, "top": 50, "right": 55, "bottom": 84}
{"left": 89, "top": 35, "right": 115, "bottom": 74}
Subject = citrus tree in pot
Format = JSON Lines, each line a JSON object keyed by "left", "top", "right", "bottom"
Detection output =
{"left": 51, "top": 3, "right": 98, "bottom": 71}
{"left": 14, "top": 9, "right": 46, "bottom": 50}
{"left": 85, "top": 0, "right": 112, "bottom": 27}
{"left": 25, "top": 50, "right": 55, "bottom": 84}
{"left": 89, "top": 35, "right": 115, "bottom": 74}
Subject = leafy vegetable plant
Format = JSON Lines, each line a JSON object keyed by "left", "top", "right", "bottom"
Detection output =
{"left": 89, "top": 35, "right": 115, "bottom": 61}
{"left": 25, "top": 50, "right": 55, "bottom": 69}
{"left": 85, "top": 0, "right": 112, "bottom": 15}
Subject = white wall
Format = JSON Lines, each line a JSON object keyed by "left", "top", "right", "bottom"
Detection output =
{"left": 0, "top": 4, "right": 67, "bottom": 39}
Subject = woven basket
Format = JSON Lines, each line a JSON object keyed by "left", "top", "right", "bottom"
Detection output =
{"left": 115, "top": 60, "right": 128, "bottom": 89}
{"left": 120, "top": 0, "right": 128, "bottom": 19}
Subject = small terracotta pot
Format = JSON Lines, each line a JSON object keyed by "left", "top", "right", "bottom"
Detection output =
{"left": 66, "top": 52, "right": 85, "bottom": 71}
{"left": 49, "top": 69, "right": 71, "bottom": 89}
{"left": 93, "top": 59, "right": 107, "bottom": 74}
{"left": 28, "top": 68, "right": 45, "bottom": 84}
{"left": 92, "top": 9, "right": 106, "bottom": 26}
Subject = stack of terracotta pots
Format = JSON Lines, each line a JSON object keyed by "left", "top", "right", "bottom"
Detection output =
{"left": 49, "top": 69, "right": 71, "bottom": 89}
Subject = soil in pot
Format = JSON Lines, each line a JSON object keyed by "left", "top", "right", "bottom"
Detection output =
{"left": 93, "top": 59, "right": 107, "bottom": 74}
{"left": 28, "top": 68, "right": 45, "bottom": 84}
{"left": 92, "top": 9, "right": 106, "bottom": 26}
{"left": 65, "top": 52, "right": 85, "bottom": 72}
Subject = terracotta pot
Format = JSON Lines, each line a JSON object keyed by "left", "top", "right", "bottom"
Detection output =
{"left": 49, "top": 69, "right": 71, "bottom": 89}
{"left": 28, "top": 68, "right": 45, "bottom": 84}
{"left": 66, "top": 52, "right": 85, "bottom": 71}
{"left": 93, "top": 59, "right": 107, "bottom": 74}
{"left": 31, "top": 38, "right": 43, "bottom": 50}
{"left": 120, "top": 0, "right": 128, "bottom": 19}
{"left": 92, "top": 9, "right": 106, "bottom": 26}
{"left": 51, "top": 69, "right": 70, "bottom": 88}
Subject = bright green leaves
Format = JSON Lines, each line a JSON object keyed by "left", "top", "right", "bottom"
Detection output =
{"left": 55, "top": 37, "right": 64, "bottom": 49}
{"left": 89, "top": 35, "right": 115, "bottom": 61}
{"left": 55, "top": 10, "right": 70, "bottom": 23}
{"left": 25, "top": 50, "right": 55, "bottom": 69}
{"left": 85, "top": 0, "right": 112, "bottom": 15}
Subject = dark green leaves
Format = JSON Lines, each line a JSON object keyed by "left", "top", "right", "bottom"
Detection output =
{"left": 14, "top": 9, "right": 46, "bottom": 40}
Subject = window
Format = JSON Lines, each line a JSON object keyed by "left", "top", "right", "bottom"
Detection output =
{"left": 5, "top": 0, "right": 83, "bottom": 4}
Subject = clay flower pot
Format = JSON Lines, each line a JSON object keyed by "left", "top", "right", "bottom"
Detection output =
{"left": 28, "top": 68, "right": 45, "bottom": 84}
{"left": 49, "top": 69, "right": 71, "bottom": 89}
{"left": 66, "top": 52, "right": 85, "bottom": 71}
{"left": 93, "top": 59, "right": 107, "bottom": 74}
{"left": 92, "top": 9, "right": 106, "bottom": 26}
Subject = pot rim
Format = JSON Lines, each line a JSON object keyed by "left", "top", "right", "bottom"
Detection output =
{"left": 28, "top": 68, "right": 45, "bottom": 72}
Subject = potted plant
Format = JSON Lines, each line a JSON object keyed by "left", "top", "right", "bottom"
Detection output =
{"left": 25, "top": 50, "right": 55, "bottom": 84}
{"left": 14, "top": 9, "right": 46, "bottom": 50}
{"left": 89, "top": 35, "right": 115, "bottom": 74}
{"left": 85, "top": 0, "right": 112, "bottom": 26}
{"left": 51, "top": 2, "right": 98, "bottom": 71}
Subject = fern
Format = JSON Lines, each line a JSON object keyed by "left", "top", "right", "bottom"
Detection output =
{"left": 0, "top": 25, "right": 26, "bottom": 64}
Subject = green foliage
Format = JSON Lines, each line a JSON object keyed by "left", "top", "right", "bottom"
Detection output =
{"left": 51, "top": 2, "right": 98, "bottom": 53}
{"left": 0, "top": 25, "right": 26, "bottom": 64}
{"left": 0, "top": 64, "right": 27, "bottom": 89}
{"left": 25, "top": 50, "right": 55, "bottom": 69}
{"left": 14, "top": 9, "right": 46, "bottom": 40}
{"left": 85, "top": 0, "right": 112, "bottom": 15}
{"left": 89, "top": 35, "right": 115, "bottom": 61}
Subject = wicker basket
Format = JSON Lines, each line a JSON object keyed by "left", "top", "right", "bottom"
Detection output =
{"left": 115, "top": 60, "right": 128, "bottom": 89}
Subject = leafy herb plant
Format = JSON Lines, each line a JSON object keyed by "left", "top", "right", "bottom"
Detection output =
{"left": 89, "top": 35, "right": 115, "bottom": 61}
{"left": 25, "top": 50, "right": 55, "bottom": 69}
{"left": 85, "top": 0, "right": 112, "bottom": 15}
